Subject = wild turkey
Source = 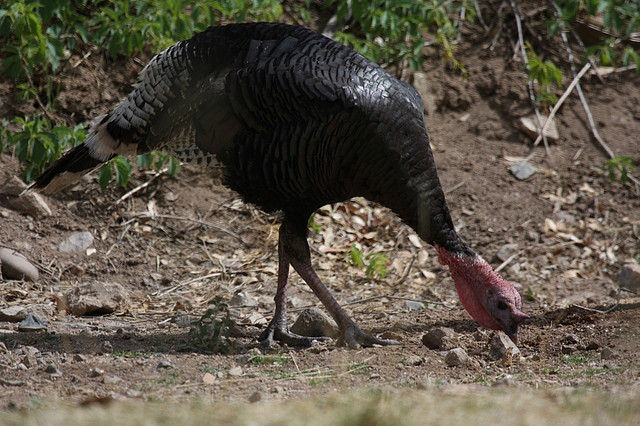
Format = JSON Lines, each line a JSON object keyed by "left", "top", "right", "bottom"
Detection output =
{"left": 33, "top": 22, "right": 528, "bottom": 348}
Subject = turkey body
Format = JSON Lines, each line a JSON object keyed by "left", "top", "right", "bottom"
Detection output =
{"left": 34, "top": 22, "right": 528, "bottom": 348}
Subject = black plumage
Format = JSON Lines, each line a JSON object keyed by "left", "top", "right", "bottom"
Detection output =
{"left": 33, "top": 23, "right": 527, "bottom": 347}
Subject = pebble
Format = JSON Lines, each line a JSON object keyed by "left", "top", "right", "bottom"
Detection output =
{"left": 509, "top": 160, "right": 537, "bottom": 180}
{"left": 45, "top": 363, "right": 62, "bottom": 377}
{"left": 58, "top": 231, "right": 94, "bottom": 253}
{"left": 600, "top": 348, "right": 616, "bottom": 360}
{"left": 157, "top": 360, "right": 173, "bottom": 369}
{"left": 2, "top": 176, "right": 52, "bottom": 218}
{"left": 64, "top": 281, "right": 129, "bottom": 316}
{"left": 89, "top": 367, "right": 104, "bottom": 377}
{"left": 421, "top": 327, "right": 458, "bottom": 350}
{"left": 248, "top": 391, "right": 263, "bottom": 403}
{"left": 404, "top": 300, "right": 425, "bottom": 312}
{"left": 617, "top": 263, "right": 640, "bottom": 293}
{"left": 227, "top": 366, "right": 243, "bottom": 377}
{"left": 0, "top": 248, "right": 39, "bottom": 282}
{"left": 489, "top": 332, "right": 521, "bottom": 361}
{"left": 98, "top": 341, "right": 114, "bottom": 354}
{"left": 18, "top": 313, "right": 47, "bottom": 331}
{"left": 290, "top": 307, "right": 339, "bottom": 339}
{"left": 0, "top": 305, "right": 28, "bottom": 322}
{"left": 445, "top": 348, "right": 469, "bottom": 367}
{"left": 495, "top": 243, "right": 519, "bottom": 262}
{"left": 404, "top": 355, "right": 424, "bottom": 366}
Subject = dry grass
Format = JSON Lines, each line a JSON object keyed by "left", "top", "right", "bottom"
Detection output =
{"left": 4, "top": 387, "right": 639, "bottom": 426}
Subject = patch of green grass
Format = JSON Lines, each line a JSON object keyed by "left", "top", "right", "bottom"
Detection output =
{"left": 561, "top": 355, "right": 595, "bottom": 365}
{"left": 346, "top": 361, "right": 371, "bottom": 375}
{"left": 249, "top": 352, "right": 289, "bottom": 366}
{"left": 112, "top": 350, "right": 146, "bottom": 359}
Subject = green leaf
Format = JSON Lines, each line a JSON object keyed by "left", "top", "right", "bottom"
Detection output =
{"left": 98, "top": 163, "right": 112, "bottom": 191}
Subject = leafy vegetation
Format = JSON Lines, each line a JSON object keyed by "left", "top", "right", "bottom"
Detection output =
{"left": 347, "top": 245, "right": 390, "bottom": 279}
{"left": 603, "top": 156, "right": 635, "bottom": 182}
{"left": 1, "top": 0, "right": 639, "bottom": 190}
{"left": 188, "top": 296, "right": 233, "bottom": 353}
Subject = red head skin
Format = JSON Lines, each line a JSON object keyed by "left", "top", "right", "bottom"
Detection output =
{"left": 435, "top": 244, "right": 529, "bottom": 343}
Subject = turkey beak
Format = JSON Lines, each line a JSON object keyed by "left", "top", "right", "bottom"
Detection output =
{"left": 505, "top": 310, "right": 530, "bottom": 344}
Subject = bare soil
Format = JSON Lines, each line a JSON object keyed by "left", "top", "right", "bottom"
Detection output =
{"left": 1, "top": 2, "right": 639, "bottom": 410}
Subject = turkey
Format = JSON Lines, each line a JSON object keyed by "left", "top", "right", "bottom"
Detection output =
{"left": 32, "top": 22, "right": 528, "bottom": 348}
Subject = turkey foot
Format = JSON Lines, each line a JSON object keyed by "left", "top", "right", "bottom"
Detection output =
{"left": 337, "top": 318, "right": 399, "bottom": 349}
{"left": 258, "top": 317, "right": 328, "bottom": 348}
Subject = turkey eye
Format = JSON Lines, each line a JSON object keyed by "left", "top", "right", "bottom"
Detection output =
{"left": 497, "top": 301, "right": 508, "bottom": 310}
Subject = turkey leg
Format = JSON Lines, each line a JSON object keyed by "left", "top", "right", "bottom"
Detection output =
{"left": 275, "top": 217, "right": 398, "bottom": 349}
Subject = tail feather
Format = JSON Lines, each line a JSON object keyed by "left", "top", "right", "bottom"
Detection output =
{"left": 30, "top": 143, "right": 112, "bottom": 194}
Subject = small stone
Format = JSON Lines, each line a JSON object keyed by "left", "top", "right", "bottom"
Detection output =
{"left": 600, "top": 348, "right": 616, "bottom": 360}
{"left": 404, "top": 300, "right": 425, "bottom": 312}
{"left": 45, "top": 363, "right": 62, "bottom": 377}
{"left": 0, "top": 306, "right": 28, "bottom": 322}
{"left": 422, "top": 327, "right": 458, "bottom": 350}
{"left": 58, "top": 231, "right": 94, "bottom": 253}
{"left": 3, "top": 176, "right": 52, "bottom": 218}
{"left": 248, "top": 391, "right": 262, "bottom": 403}
{"left": 290, "top": 307, "right": 339, "bottom": 339}
{"left": 509, "top": 160, "right": 537, "bottom": 180}
{"left": 562, "top": 334, "right": 580, "bottom": 345}
{"left": 103, "top": 375, "right": 122, "bottom": 385}
{"left": 445, "top": 348, "right": 469, "bottom": 367}
{"left": 489, "top": 332, "right": 521, "bottom": 361}
{"left": 0, "top": 342, "right": 7, "bottom": 353}
{"left": 157, "top": 360, "right": 173, "bottom": 369}
{"left": 518, "top": 115, "right": 559, "bottom": 141}
{"left": 495, "top": 243, "right": 519, "bottom": 262}
{"left": 18, "top": 313, "right": 47, "bottom": 331}
{"left": 0, "top": 248, "right": 39, "bottom": 282}
{"left": 229, "top": 291, "right": 258, "bottom": 307}
{"left": 617, "top": 264, "right": 640, "bottom": 293}
{"left": 227, "top": 366, "right": 243, "bottom": 377}
{"left": 202, "top": 372, "right": 216, "bottom": 384}
{"left": 98, "top": 341, "right": 113, "bottom": 354}
{"left": 582, "top": 341, "right": 599, "bottom": 351}
{"left": 90, "top": 367, "right": 105, "bottom": 377}
{"left": 64, "top": 281, "right": 129, "bottom": 316}
{"left": 404, "top": 355, "right": 423, "bottom": 366}
{"left": 561, "top": 345, "right": 577, "bottom": 354}
{"left": 271, "top": 386, "right": 285, "bottom": 394}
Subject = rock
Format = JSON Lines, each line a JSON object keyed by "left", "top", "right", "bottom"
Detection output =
{"left": 421, "top": 327, "right": 458, "bottom": 350}
{"left": 227, "top": 366, "right": 243, "bottom": 377}
{"left": 489, "top": 332, "right": 521, "bottom": 361}
{"left": 58, "top": 231, "right": 94, "bottom": 253}
{"left": 518, "top": 115, "right": 559, "bottom": 141}
{"left": 617, "top": 263, "right": 640, "bottom": 293}
{"left": 404, "top": 300, "right": 425, "bottom": 312}
{"left": 157, "top": 361, "right": 173, "bottom": 369}
{"left": 290, "top": 307, "right": 340, "bottom": 339}
{"left": 0, "top": 248, "right": 39, "bottom": 282}
{"left": 404, "top": 355, "right": 423, "bottom": 366}
{"left": 2, "top": 176, "right": 51, "bottom": 218}
{"left": 0, "top": 305, "right": 28, "bottom": 322}
{"left": 445, "top": 348, "right": 469, "bottom": 367}
{"left": 248, "top": 391, "right": 262, "bottom": 403}
{"left": 64, "top": 281, "right": 129, "bottom": 316}
{"left": 98, "top": 341, "right": 113, "bottom": 354}
{"left": 18, "top": 313, "right": 47, "bottom": 331}
{"left": 202, "top": 372, "right": 216, "bottom": 384}
{"left": 495, "top": 243, "right": 519, "bottom": 262}
{"left": 45, "top": 363, "right": 62, "bottom": 377}
{"left": 229, "top": 291, "right": 258, "bottom": 307}
{"left": 509, "top": 160, "right": 537, "bottom": 180}
{"left": 600, "top": 348, "right": 616, "bottom": 360}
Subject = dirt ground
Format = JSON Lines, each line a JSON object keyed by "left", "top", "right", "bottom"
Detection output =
{"left": 1, "top": 2, "right": 639, "bottom": 410}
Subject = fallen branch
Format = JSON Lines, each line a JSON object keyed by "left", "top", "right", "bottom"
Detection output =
{"left": 532, "top": 62, "right": 591, "bottom": 148}
{"left": 136, "top": 212, "right": 249, "bottom": 247}
{"left": 509, "top": 0, "right": 550, "bottom": 155}
{"left": 114, "top": 167, "right": 168, "bottom": 206}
